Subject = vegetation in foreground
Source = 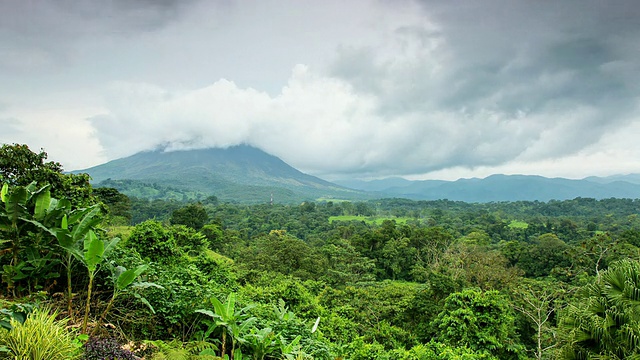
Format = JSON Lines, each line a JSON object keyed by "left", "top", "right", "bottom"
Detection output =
{"left": 3, "top": 143, "right": 640, "bottom": 359}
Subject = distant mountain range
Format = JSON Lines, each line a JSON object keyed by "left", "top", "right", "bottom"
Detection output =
{"left": 76, "top": 145, "right": 640, "bottom": 203}
{"left": 335, "top": 174, "right": 640, "bottom": 202}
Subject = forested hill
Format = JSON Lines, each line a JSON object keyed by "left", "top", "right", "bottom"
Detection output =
{"left": 336, "top": 174, "right": 640, "bottom": 202}
{"left": 76, "top": 145, "right": 369, "bottom": 203}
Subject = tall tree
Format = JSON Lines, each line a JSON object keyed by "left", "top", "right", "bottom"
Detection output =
{"left": 431, "top": 288, "right": 526, "bottom": 359}
{"left": 0, "top": 144, "right": 94, "bottom": 206}
{"left": 170, "top": 202, "right": 208, "bottom": 230}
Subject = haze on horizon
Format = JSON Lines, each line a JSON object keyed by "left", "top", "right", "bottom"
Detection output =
{"left": 1, "top": 0, "right": 640, "bottom": 181}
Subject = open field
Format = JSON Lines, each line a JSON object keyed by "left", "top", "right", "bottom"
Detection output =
{"left": 508, "top": 220, "right": 529, "bottom": 229}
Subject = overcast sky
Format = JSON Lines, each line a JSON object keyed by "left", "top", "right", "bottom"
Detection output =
{"left": 2, "top": 0, "right": 640, "bottom": 181}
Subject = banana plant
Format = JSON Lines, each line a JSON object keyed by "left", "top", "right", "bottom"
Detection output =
{"left": 59, "top": 228, "right": 119, "bottom": 334}
{"left": 196, "top": 293, "right": 257, "bottom": 359}
{"left": 0, "top": 182, "right": 60, "bottom": 296}
{"left": 91, "top": 263, "right": 163, "bottom": 336}
{"left": 245, "top": 327, "right": 277, "bottom": 360}
{"left": 0, "top": 183, "right": 50, "bottom": 264}
{"left": 279, "top": 335, "right": 304, "bottom": 360}
{"left": 54, "top": 204, "right": 101, "bottom": 321}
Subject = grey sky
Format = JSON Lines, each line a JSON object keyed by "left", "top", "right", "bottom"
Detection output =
{"left": 1, "top": 0, "right": 639, "bottom": 180}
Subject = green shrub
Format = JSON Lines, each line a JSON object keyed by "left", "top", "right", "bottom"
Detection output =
{"left": 127, "top": 220, "right": 180, "bottom": 262}
{"left": 0, "top": 307, "right": 80, "bottom": 359}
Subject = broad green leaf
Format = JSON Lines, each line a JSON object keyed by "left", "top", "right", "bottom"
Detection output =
{"left": 1, "top": 183, "right": 7, "bottom": 203}
{"left": 195, "top": 309, "right": 217, "bottom": 319}
{"left": 56, "top": 228, "right": 83, "bottom": 261}
{"left": 24, "top": 181, "right": 37, "bottom": 194}
{"left": 116, "top": 265, "right": 147, "bottom": 290}
{"left": 34, "top": 189, "right": 51, "bottom": 221}
{"left": 44, "top": 198, "right": 64, "bottom": 222}
{"left": 31, "top": 184, "right": 50, "bottom": 200}
{"left": 84, "top": 230, "right": 104, "bottom": 271}
{"left": 102, "top": 237, "right": 120, "bottom": 258}
{"left": 238, "top": 316, "right": 257, "bottom": 333}
{"left": 71, "top": 206, "right": 101, "bottom": 240}
{"left": 68, "top": 204, "right": 98, "bottom": 224}
{"left": 132, "top": 292, "right": 156, "bottom": 314}
{"left": 5, "top": 187, "right": 28, "bottom": 225}
{"left": 19, "top": 218, "right": 56, "bottom": 238}
{"left": 61, "top": 214, "right": 68, "bottom": 230}
{"left": 56, "top": 199, "right": 71, "bottom": 211}
{"left": 224, "top": 293, "right": 236, "bottom": 318}
{"left": 210, "top": 295, "right": 228, "bottom": 321}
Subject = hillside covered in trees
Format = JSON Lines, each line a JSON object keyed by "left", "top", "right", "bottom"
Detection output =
{"left": 3, "top": 144, "right": 640, "bottom": 359}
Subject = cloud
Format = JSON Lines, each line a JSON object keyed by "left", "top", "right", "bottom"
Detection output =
{"left": 3, "top": 0, "right": 640, "bottom": 179}
{"left": 91, "top": 61, "right": 638, "bottom": 179}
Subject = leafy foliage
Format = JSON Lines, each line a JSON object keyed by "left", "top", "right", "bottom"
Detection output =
{"left": 8, "top": 146, "right": 640, "bottom": 359}
{"left": 0, "top": 143, "right": 94, "bottom": 206}
{"left": 127, "top": 220, "right": 180, "bottom": 261}
{"left": 0, "top": 307, "right": 80, "bottom": 360}
{"left": 560, "top": 259, "right": 640, "bottom": 359}
{"left": 432, "top": 288, "right": 526, "bottom": 359}
{"left": 171, "top": 203, "right": 208, "bottom": 230}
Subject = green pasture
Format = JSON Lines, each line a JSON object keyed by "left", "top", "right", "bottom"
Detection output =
{"left": 508, "top": 220, "right": 529, "bottom": 229}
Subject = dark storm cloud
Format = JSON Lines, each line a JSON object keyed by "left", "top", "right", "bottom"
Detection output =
{"left": 0, "top": 0, "right": 198, "bottom": 74}
{"left": 326, "top": 0, "right": 640, "bottom": 174}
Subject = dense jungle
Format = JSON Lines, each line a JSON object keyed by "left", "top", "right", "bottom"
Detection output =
{"left": 2, "top": 144, "right": 640, "bottom": 359}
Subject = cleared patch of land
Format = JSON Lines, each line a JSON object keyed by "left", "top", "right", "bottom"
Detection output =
{"left": 508, "top": 220, "right": 529, "bottom": 229}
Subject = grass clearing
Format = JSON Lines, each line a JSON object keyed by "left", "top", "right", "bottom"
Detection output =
{"left": 508, "top": 220, "right": 529, "bottom": 229}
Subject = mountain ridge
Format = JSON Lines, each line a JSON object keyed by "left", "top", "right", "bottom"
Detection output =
{"left": 76, "top": 145, "right": 369, "bottom": 203}
{"left": 335, "top": 174, "right": 640, "bottom": 202}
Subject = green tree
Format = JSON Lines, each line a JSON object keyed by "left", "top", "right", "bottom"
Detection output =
{"left": 432, "top": 288, "right": 525, "bottom": 359}
{"left": 93, "top": 187, "right": 132, "bottom": 225}
{"left": 511, "top": 279, "right": 566, "bottom": 360}
{"left": 0, "top": 144, "right": 94, "bottom": 206}
{"left": 321, "top": 238, "right": 375, "bottom": 285}
{"left": 127, "top": 220, "right": 179, "bottom": 262}
{"left": 170, "top": 203, "right": 208, "bottom": 230}
{"left": 202, "top": 223, "right": 225, "bottom": 252}
{"left": 239, "top": 230, "right": 326, "bottom": 280}
{"left": 53, "top": 203, "right": 102, "bottom": 321}
{"left": 171, "top": 224, "right": 208, "bottom": 255}
{"left": 518, "top": 233, "right": 571, "bottom": 278}
{"left": 560, "top": 259, "right": 640, "bottom": 359}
